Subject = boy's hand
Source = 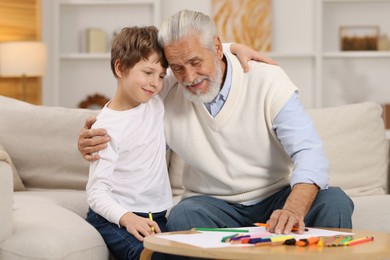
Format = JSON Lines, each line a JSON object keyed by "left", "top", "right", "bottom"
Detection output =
{"left": 78, "top": 116, "right": 110, "bottom": 161}
{"left": 119, "top": 212, "right": 161, "bottom": 241}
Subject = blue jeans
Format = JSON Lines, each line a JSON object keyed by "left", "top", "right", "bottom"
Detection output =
{"left": 166, "top": 186, "right": 354, "bottom": 231}
{"left": 86, "top": 208, "right": 167, "bottom": 260}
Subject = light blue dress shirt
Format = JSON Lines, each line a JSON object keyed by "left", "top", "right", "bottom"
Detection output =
{"left": 204, "top": 55, "right": 232, "bottom": 116}
{"left": 204, "top": 54, "right": 329, "bottom": 190}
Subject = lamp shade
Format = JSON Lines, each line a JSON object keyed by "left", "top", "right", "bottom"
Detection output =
{"left": 0, "top": 41, "right": 47, "bottom": 77}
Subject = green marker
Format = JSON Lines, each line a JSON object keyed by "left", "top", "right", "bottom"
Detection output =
{"left": 221, "top": 233, "right": 239, "bottom": 242}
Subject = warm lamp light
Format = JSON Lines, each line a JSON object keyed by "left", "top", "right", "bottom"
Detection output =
{"left": 0, "top": 41, "right": 47, "bottom": 101}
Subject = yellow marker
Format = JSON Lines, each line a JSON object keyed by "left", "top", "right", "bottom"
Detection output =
{"left": 270, "top": 236, "right": 294, "bottom": 243}
{"left": 148, "top": 212, "right": 155, "bottom": 232}
{"left": 317, "top": 238, "right": 324, "bottom": 247}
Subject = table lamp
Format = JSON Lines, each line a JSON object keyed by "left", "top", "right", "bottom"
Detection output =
{"left": 0, "top": 41, "right": 47, "bottom": 101}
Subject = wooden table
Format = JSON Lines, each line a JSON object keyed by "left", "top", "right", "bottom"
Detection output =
{"left": 140, "top": 229, "right": 390, "bottom": 260}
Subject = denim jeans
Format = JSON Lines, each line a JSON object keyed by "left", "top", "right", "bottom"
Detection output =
{"left": 166, "top": 186, "right": 354, "bottom": 231}
{"left": 86, "top": 208, "right": 167, "bottom": 260}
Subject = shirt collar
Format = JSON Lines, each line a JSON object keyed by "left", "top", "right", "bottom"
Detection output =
{"left": 219, "top": 53, "right": 232, "bottom": 101}
{"left": 207, "top": 52, "right": 232, "bottom": 104}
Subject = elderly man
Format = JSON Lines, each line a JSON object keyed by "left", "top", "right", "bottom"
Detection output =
{"left": 79, "top": 10, "right": 353, "bottom": 235}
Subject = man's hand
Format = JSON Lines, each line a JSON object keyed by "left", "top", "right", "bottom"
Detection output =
{"left": 230, "top": 43, "right": 277, "bottom": 72}
{"left": 119, "top": 212, "right": 161, "bottom": 242}
{"left": 78, "top": 116, "right": 110, "bottom": 161}
{"left": 266, "top": 183, "right": 318, "bottom": 234}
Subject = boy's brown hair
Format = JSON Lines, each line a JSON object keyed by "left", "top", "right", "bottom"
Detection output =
{"left": 110, "top": 26, "right": 168, "bottom": 78}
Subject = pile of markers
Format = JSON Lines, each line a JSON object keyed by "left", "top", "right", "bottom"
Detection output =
{"left": 221, "top": 234, "right": 374, "bottom": 247}
{"left": 221, "top": 234, "right": 317, "bottom": 247}
{"left": 322, "top": 235, "right": 374, "bottom": 247}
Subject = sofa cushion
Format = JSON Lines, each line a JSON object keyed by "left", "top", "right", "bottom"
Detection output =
{"left": 0, "top": 96, "right": 98, "bottom": 190}
{"left": 352, "top": 195, "right": 390, "bottom": 232}
{"left": 0, "top": 145, "right": 25, "bottom": 191}
{"left": 0, "top": 190, "right": 108, "bottom": 259}
{"left": 0, "top": 161, "right": 13, "bottom": 242}
{"left": 308, "top": 102, "right": 389, "bottom": 196}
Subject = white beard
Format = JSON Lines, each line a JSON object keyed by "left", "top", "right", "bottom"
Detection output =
{"left": 182, "top": 58, "right": 223, "bottom": 105}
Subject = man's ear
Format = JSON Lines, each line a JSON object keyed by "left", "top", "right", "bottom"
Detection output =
{"left": 214, "top": 36, "right": 224, "bottom": 60}
{"left": 114, "top": 59, "right": 123, "bottom": 78}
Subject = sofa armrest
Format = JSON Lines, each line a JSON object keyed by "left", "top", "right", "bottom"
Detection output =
{"left": 387, "top": 139, "right": 390, "bottom": 194}
{"left": 0, "top": 161, "right": 13, "bottom": 241}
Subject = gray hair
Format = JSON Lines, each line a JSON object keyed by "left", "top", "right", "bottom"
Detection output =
{"left": 158, "top": 9, "right": 216, "bottom": 52}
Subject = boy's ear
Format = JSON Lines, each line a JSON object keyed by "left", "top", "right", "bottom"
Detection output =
{"left": 114, "top": 59, "right": 123, "bottom": 77}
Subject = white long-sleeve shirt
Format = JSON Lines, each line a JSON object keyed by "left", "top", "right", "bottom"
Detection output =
{"left": 86, "top": 96, "right": 172, "bottom": 225}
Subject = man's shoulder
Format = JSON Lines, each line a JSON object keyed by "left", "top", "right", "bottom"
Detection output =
{"left": 243, "top": 62, "right": 290, "bottom": 85}
{"left": 248, "top": 61, "right": 283, "bottom": 74}
{"left": 226, "top": 51, "right": 284, "bottom": 76}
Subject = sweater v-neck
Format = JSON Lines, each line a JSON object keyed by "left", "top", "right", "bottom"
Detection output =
{"left": 193, "top": 53, "right": 244, "bottom": 131}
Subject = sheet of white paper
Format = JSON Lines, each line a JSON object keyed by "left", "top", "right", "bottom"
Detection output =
{"left": 156, "top": 227, "right": 354, "bottom": 248}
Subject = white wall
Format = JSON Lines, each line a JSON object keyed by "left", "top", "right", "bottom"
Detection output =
{"left": 41, "top": 0, "right": 312, "bottom": 106}
{"left": 161, "top": 0, "right": 211, "bottom": 19}
{"left": 41, "top": 0, "right": 390, "bottom": 108}
{"left": 41, "top": 0, "right": 214, "bottom": 106}
{"left": 41, "top": 0, "right": 56, "bottom": 106}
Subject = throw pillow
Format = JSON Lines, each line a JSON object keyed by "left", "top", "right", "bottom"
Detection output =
{"left": 308, "top": 102, "right": 389, "bottom": 196}
{"left": 0, "top": 145, "right": 25, "bottom": 191}
{"left": 0, "top": 96, "right": 98, "bottom": 190}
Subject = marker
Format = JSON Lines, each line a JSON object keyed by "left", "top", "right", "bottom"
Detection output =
{"left": 254, "top": 223, "right": 308, "bottom": 232}
{"left": 230, "top": 235, "right": 251, "bottom": 244}
{"left": 296, "top": 237, "right": 320, "bottom": 247}
{"left": 338, "top": 236, "right": 353, "bottom": 246}
{"left": 230, "top": 235, "right": 250, "bottom": 240}
{"left": 270, "top": 236, "right": 294, "bottom": 243}
{"left": 255, "top": 241, "right": 284, "bottom": 247}
{"left": 345, "top": 236, "right": 374, "bottom": 246}
{"left": 331, "top": 236, "right": 344, "bottom": 247}
{"left": 240, "top": 237, "right": 251, "bottom": 244}
{"left": 284, "top": 238, "right": 296, "bottom": 245}
{"left": 194, "top": 228, "right": 250, "bottom": 233}
{"left": 248, "top": 238, "right": 271, "bottom": 244}
{"left": 221, "top": 233, "right": 239, "bottom": 242}
{"left": 148, "top": 212, "right": 155, "bottom": 233}
{"left": 325, "top": 236, "right": 338, "bottom": 247}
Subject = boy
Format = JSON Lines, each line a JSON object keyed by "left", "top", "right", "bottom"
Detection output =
{"left": 86, "top": 26, "right": 172, "bottom": 260}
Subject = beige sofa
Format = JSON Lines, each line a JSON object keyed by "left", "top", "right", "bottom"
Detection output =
{"left": 0, "top": 95, "right": 389, "bottom": 259}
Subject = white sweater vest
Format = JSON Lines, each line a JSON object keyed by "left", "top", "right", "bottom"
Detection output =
{"left": 164, "top": 52, "right": 298, "bottom": 203}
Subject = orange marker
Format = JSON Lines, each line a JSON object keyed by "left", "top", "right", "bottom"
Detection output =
{"left": 296, "top": 237, "right": 319, "bottom": 247}
{"left": 254, "top": 223, "right": 308, "bottom": 232}
{"left": 325, "top": 236, "right": 343, "bottom": 247}
{"left": 346, "top": 236, "right": 374, "bottom": 246}
{"left": 332, "top": 236, "right": 345, "bottom": 247}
